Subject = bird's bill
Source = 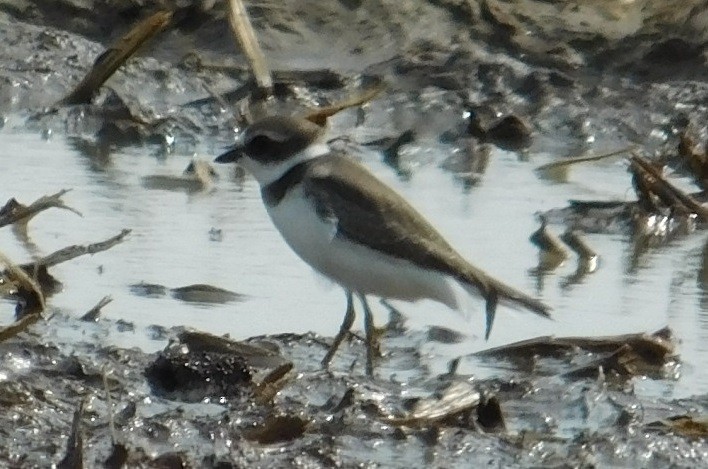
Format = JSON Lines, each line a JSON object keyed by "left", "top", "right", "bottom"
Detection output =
{"left": 214, "top": 147, "right": 243, "bottom": 164}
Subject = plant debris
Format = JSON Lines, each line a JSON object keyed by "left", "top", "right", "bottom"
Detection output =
{"left": 475, "top": 327, "right": 676, "bottom": 378}
{"left": 383, "top": 381, "right": 481, "bottom": 428}
{"left": 61, "top": 10, "right": 173, "bottom": 105}
{"left": 80, "top": 295, "right": 113, "bottom": 322}
{"left": 57, "top": 399, "right": 85, "bottom": 469}
{"left": 0, "top": 189, "right": 80, "bottom": 228}
{"left": 645, "top": 415, "right": 708, "bottom": 439}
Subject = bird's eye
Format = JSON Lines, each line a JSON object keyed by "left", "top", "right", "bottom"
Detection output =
{"left": 245, "top": 135, "right": 273, "bottom": 158}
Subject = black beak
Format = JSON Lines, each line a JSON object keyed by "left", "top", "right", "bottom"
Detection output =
{"left": 214, "top": 147, "right": 243, "bottom": 164}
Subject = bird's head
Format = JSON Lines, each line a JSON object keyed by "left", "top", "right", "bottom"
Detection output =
{"left": 215, "top": 115, "right": 327, "bottom": 185}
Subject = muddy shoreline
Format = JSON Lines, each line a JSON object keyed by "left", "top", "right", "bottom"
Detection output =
{"left": 1, "top": 0, "right": 708, "bottom": 467}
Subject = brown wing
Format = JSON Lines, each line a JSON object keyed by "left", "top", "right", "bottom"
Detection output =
{"left": 301, "top": 155, "right": 486, "bottom": 290}
{"left": 302, "top": 154, "right": 550, "bottom": 339}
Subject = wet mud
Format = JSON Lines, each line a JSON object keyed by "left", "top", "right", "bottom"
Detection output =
{"left": 2, "top": 314, "right": 705, "bottom": 468}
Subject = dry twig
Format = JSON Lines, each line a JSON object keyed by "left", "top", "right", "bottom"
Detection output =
{"left": 303, "top": 82, "right": 385, "bottom": 127}
{"left": 37, "top": 229, "right": 131, "bottom": 267}
{"left": 0, "top": 250, "right": 46, "bottom": 315}
{"left": 61, "top": 10, "right": 173, "bottom": 105}
{"left": 535, "top": 146, "right": 636, "bottom": 172}
{"left": 81, "top": 296, "right": 113, "bottom": 322}
{"left": 0, "top": 311, "right": 42, "bottom": 342}
{"left": 631, "top": 155, "right": 708, "bottom": 221}
{"left": 227, "top": 0, "right": 272, "bottom": 96}
{"left": 0, "top": 189, "right": 81, "bottom": 228}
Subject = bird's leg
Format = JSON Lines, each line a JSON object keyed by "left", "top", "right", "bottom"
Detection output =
{"left": 358, "top": 294, "right": 378, "bottom": 377}
{"left": 321, "top": 290, "right": 356, "bottom": 369}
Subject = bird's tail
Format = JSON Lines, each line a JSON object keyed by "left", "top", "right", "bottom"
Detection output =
{"left": 459, "top": 266, "right": 551, "bottom": 340}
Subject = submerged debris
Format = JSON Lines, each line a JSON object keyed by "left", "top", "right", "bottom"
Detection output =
{"left": 129, "top": 282, "right": 168, "bottom": 298}
{"left": 171, "top": 284, "right": 243, "bottom": 304}
{"left": 129, "top": 282, "right": 243, "bottom": 303}
{"left": 142, "top": 159, "right": 217, "bottom": 192}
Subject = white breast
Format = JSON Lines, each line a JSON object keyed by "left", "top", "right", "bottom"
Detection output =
{"left": 266, "top": 186, "right": 461, "bottom": 309}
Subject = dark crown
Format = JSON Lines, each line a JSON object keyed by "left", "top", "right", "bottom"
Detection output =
{"left": 242, "top": 116, "right": 324, "bottom": 164}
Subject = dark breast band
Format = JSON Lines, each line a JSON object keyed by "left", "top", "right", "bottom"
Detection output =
{"left": 261, "top": 161, "right": 310, "bottom": 206}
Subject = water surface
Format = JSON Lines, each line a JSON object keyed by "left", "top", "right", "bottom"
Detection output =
{"left": 1, "top": 128, "right": 705, "bottom": 398}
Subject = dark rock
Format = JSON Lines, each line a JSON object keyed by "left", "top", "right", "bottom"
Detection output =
{"left": 145, "top": 348, "right": 252, "bottom": 402}
{"left": 644, "top": 38, "right": 702, "bottom": 64}
{"left": 485, "top": 115, "right": 532, "bottom": 151}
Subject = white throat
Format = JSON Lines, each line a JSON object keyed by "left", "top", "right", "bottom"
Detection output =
{"left": 240, "top": 143, "right": 330, "bottom": 187}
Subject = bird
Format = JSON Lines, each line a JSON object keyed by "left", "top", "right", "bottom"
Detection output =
{"left": 215, "top": 114, "right": 551, "bottom": 376}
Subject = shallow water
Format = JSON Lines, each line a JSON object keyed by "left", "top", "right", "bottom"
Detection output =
{"left": 1, "top": 124, "right": 706, "bottom": 399}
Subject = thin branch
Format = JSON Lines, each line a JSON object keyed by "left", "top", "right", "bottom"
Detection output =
{"left": 61, "top": 10, "right": 173, "bottom": 105}
{"left": 535, "top": 146, "right": 636, "bottom": 172}
{"left": 0, "top": 189, "right": 81, "bottom": 228}
{"left": 227, "top": 0, "right": 273, "bottom": 96}
{"left": 36, "top": 229, "right": 131, "bottom": 268}
{"left": 0, "top": 312, "right": 41, "bottom": 343}
{"left": 631, "top": 155, "right": 708, "bottom": 221}
{"left": 0, "top": 250, "right": 46, "bottom": 315}
{"left": 81, "top": 296, "right": 113, "bottom": 322}
{"left": 303, "top": 81, "right": 386, "bottom": 127}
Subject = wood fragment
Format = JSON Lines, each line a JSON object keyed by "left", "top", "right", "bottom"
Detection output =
{"left": 35, "top": 229, "right": 131, "bottom": 267}
{"left": 646, "top": 415, "right": 708, "bottom": 439}
{"left": 535, "top": 146, "right": 636, "bottom": 172}
{"left": 384, "top": 382, "right": 481, "bottom": 427}
{"left": 253, "top": 362, "right": 293, "bottom": 405}
{"left": 476, "top": 327, "right": 675, "bottom": 368}
{"left": 0, "top": 189, "right": 81, "bottom": 228}
{"left": 58, "top": 399, "right": 85, "bottom": 469}
{"left": 61, "top": 10, "right": 173, "bottom": 105}
{"left": 563, "top": 344, "right": 637, "bottom": 378}
{"left": 0, "top": 250, "right": 46, "bottom": 316}
{"left": 678, "top": 130, "right": 708, "bottom": 189}
{"left": 303, "top": 81, "right": 385, "bottom": 127}
{"left": 631, "top": 155, "right": 708, "bottom": 221}
{"left": 81, "top": 296, "right": 113, "bottom": 322}
{"left": 227, "top": 0, "right": 272, "bottom": 97}
{"left": 0, "top": 312, "right": 41, "bottom": 343}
